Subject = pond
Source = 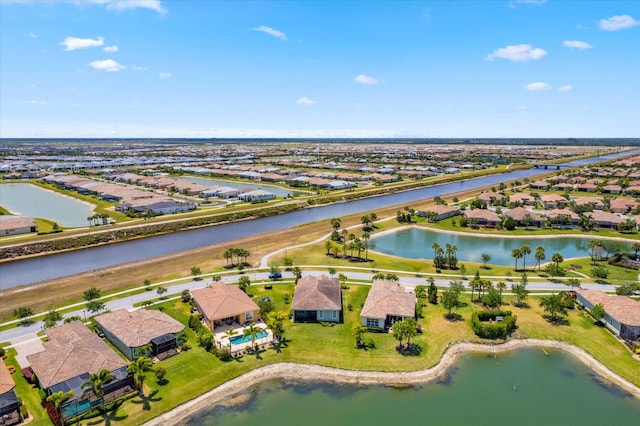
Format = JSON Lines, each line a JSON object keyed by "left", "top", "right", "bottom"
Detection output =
{"left": 0, "top": 183, "right": 95, "bottom": 228}
{"left": 179, "top": 176, "right": 301, "bottom": 197}
{"left": 369, "top": 227, "right": 631, "bottom": 266}
{"left": 185, "top": 348, "right": 640, "bottom": 426}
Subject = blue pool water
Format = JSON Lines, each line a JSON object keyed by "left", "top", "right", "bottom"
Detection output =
{"left": 230, "top": 330, "right": 268, "bottom": 345}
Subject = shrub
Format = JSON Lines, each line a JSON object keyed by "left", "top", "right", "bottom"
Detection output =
{"left": 216, "top": 347, "right": 232, "bottom": 361}
{"left": 471, "top": 310, "right": 517, "bottom": 339}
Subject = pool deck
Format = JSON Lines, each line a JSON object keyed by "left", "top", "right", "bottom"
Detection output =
{"left": 213, "top": 321, "right": 274, "bottom": 355}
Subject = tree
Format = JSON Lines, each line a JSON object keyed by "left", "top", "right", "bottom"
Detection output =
{"left": 511, "top": 248, "right": 522, "bottom": 271}
{"left": 14, "top": 306, "right": 34, "bottom": 325}
{"left": 512, "top": 273, "right": 529, "bottom": 307}
{"left": 191, "top": 266, "right": 202, "bottom": 280}
{"left": 588, "top": 239, "right": 603, "bottom": 262}
{"left": 481, "top": 253, "right": 491, "bottom": 269}
{"left": 414, "top": 285, "right": 427, "bottom": 299}
{"left": 590, "top": 303, "right": 606, "bottom": 325}
{"left": 353, "top": 324, "right": 367, "bottom": 348}
{"left": 338, "top": 273, "right": 348, "bottom": 288}
{"left": 534, "top": 246, "right": 546, "bottom": 271}
{"left": 86, "top": 300, "right": 106, "bottom": 314}
{"left": 427, "top": 278, "right": 438, "bottom": 304}
{"left": 632, "top": 242, "right": 640, "bottom": 260}
{"left": 82, "top": 369, "right": 115, "bottom": 399}
{"left": 242, "top": 322, "right": 263, "bottom": 352}
{"left": 238, "top": 276, "right": 251, "bottom": 292}
{"left": 520, "top": 244, "right": 531, "bottom": 271}
{"left": 224, "top": 327, "right": 238, "bottom": 350}
{"left": 591, "top": 264, "right": 609, "bottom": 279}
{"left": 393, "top": 318, "right": 418, "bottom": 349}
{"left": 566, "top": 278, "right": 581, "bottom": 289}
{"left": 83, "top": 287, "right": 101, "bottom": 302}
{"left": 267, "top": 311, "right": 286, "bottom": 342}
{"left": 361, "top": 214, "right": 372, "bottom": 230}
{"left": 539, "top": 293, "right": 568, "bottom": 323}
{"left": 341, "top": 229, "right": 349, "bottom": 257}
{"left": 156, "top": 286, "right": 167, "bottom": 296}
{"left": 154, "top": 366, "right": 167, "bottom": 384}
{"left": 128, "top": 356, "right": 153, "bottom": 394}
{"left": 441, "top": 280, "right": 464, "bottom": 319}
{"left": 330, "top": 217, "right": 341, "bottom": 233}
{"left": 482, "top": 286, "right": 502, "bottom": 308}
{"left": 496, "top": 281, "right": 507, "bottom": 296}
{"left": 257, "top": 296, "right": 275, "bottom": 318}
{"left": 43, "top": 310, "right": 62, "bottom": 329}
{"left": 361, "top": 232, "right": 370, "bottom": 260}
{"left": 181, "top": 290, "right": 192, "bottom": 303}
{"left": 328, "top": 266, "right": 337, "bottom": 278}
{"left": 283, "top": 257, "right": 293, "bottom": 270}
{"left": 292, "top": 266, "right": 302, "bottom": 284}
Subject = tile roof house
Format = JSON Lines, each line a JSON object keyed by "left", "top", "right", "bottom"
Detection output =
{"left": 361, "top": 280, "right": 416, "bottom": 330}
{"left": 417, "top": 205, "right": 460, "bottom": 222}
{"left": 0, "top": 361, "right": 21, "bottom": 425}
{"left": 192, "top": 282, "right": 259, "bottom": 331}
{"left": 571, "top": 196, "right": 604, "bottom": 210}
{"left": 95, "top": 308, "right": 184, "bottom": 360}
{"left": 545, "top": 208, "right": 580, "bottom": 228}
{"left": 291, "top": 275, "right": 342, "bottom": 323}
{"left": 509, "top": 192, "right": 534, "bottom": 206}
{"left": 477, "top": 192, "right": 505, "bottom": 205}
{"left": 601, "top": 184, "right": 622, "bottom": 195}
{"left": 530, "top": 180, "right": 550, "bottom": 190}
{"left": 463, "top": 209, "right": 502, "bottom": 227}
{"left": 576, "top": 290, "right": 640, "bottom": 341}
{"left": 0, "top": 215, "right": 37, "bottom": 236}
{"left": 539, "top": 194, "right": 569, "bottom": 209}
{"left": 585, "top": 211, "right": 624, "bottom": 229}
{"left": 609, "top": 198, "right": 639, "bottom": 214}
{"left": 26, "top": 321, "right": 131, "bottom": 412}
{"left": 505, "top": 207, "right": 545, "bottom": 227}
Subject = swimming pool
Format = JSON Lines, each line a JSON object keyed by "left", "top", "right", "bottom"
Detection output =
{"left": 230, "top": 330, "right": 268, "bottom": 345}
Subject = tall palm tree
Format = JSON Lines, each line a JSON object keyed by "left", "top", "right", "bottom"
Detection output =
{"left": 128, "top": 356, "right": 153, "bottom": 395}
{"left": 361, "top": 232, "right": 370, "bottom": 261}
{"left": 511, "top": 248, "right": 522, "bottom": 271}
{"left": 534, "top": 246, "right": 546, "bottom": 271}
{"left": 632, "top": 242, "right": 640, "bottom": 261}
{"left": 267, "top": 311, "right": 286, "bottom": 341}
{"left": 224, "top": 327, "right": 238, "bottom": 350}
{"left": 82, "top": 369, "right": 115, "bottom": 399}
{"left": 242, "top": 322, "right": 263, "bottom": 352}
{"left": 47, "top": 390, "right": 74, "bottom": 412}
{"left": 496, "top": 282, "right": 507, "bottom": 297}
{"left": 520, "top": 244, "right": 531, "bottom": 271}
{"left": 341, "top": 229, "right": 349, "bottom": 258}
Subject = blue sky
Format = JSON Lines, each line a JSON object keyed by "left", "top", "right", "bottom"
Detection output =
{"left": 1, "top": 0, "right": 639, "bottom": 138}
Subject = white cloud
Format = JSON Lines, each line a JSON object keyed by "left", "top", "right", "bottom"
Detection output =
{"left": 60, "top": 36, "right": 104, "bottom": 51}
{"left": 524, "top": 82, "right": 551, "bottom": 91}
{"left": 563, "top": 40, "right": 592, "bottom": 49}
{"left": 558, "top": 85, "right": 574, "bottom": 93}
{"left": 486, "top": 44, "right": 547, "bottom": 61}
{"left": 252, "top": 25, "right": 287, "bottom": 41}
{"left": 295, "top": 97, "right": 315, "bottom": 105}
{"left": 132, "top": 65, "right": 148, "bottom": 71}
{"left": 88, "top": 59, "right": 125, "bottom": 72}
{"left": 103, "top": 45, "right": 119, "bottom": 52}
{"left": 20, "top": 100, "right": 47, "bottom": 105}
{"left": 25, "top": 32, "right": 37, "bottom": 38}
{"left": 599, "top": 15, "right": 640, "bottom": 31}
{"left": 354, "top": 74, "right": 380, "bottom": 85}
{"left": 102, "top": 0, "right": 166, "bottom": 14}
{"left": 158, "top": 72, "right": 171, "bottom": 79}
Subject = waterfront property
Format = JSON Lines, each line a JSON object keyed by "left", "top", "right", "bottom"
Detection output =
{"left": 291, "top": 275, "right": 342, "bottom": 323}
{"left": 191, "top": 282, "right": 259, "bottom": 332}
{"left": 26, "top": 321, "right": 133, "bottom": 421}
{"left": 361, "top": 280, "right": 416, "bottom": 330}
{"left": 95, "top": 308, "right": 184, "bottom": 360}
{"left": 575, "top": 290, "right": 640, "bottom": 342}
{"left": 0, "top": 215, "right": 36, "bottom": 236}
{"left": 213, "top": 322, "right": 273, "bottom": 355}
{"left": 0, "top": 361, "right": 21, "bottom": 425}
{"left": 417, "top": 205, "right": 460, "bottom": 222}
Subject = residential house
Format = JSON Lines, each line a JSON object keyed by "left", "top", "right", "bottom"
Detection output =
{"left": 576, "top": 290, "right": 640, "bottom": 341}
{"left": 539, "top": 194, "right": 569, "bottom": 210}
{"left": 95, "top": 308, "right": 184, "bottom": 360}
{"left": 361, "top": 280, "right": 416, "bottom": 330}
{"left": 572, "top": 196, "right": 605, "bottom": 210}
{"left": 291, "top": 275, "right": 342, "bottom": 323}
{"left": 585, "top": 211, "right": 624, "bottom": 229}
{"left": 505, "top": 207, "right": 545, "bottom": 227}
{"left": 477, "top": 192, "right": 504, "bottom": 205}
{"left": 509, "top": 192, "right": 534, "bottom": 206}
{"left": 610, "top": 198, "right": 639, "bottom": 214}
{"left": 576, "top": 183, "right": 598, "bottom": 193}
{"left": 417, "top": 205, "right": 460, "bottom": 222}
{"left": 530, "top": 180, "right": 550, "bottom": 190}
{"left": 545, "top": 208, "right": 580, "bottom": 228}
{"left": 26, "top": 321, "right": 132, "bottom": 421}
{"left": 238, "top": 190, "right": 276, "bottom": 202}
{"left": 0, "top": 362, "right": 20, "bottom": 425}
{"left": 463, "top": 209, "right": 502, "bottom": 228}
{"left": 191, "top": 282, "right": 259, "bottom": 331}
{"left": 552, "top": 182, "right": 574, "bottom": 192}
{"left": 0, "top": 216, "right": 37, "bottom": 236}
{"left": 602, "top": 184, "right": 622, "bottom": 195}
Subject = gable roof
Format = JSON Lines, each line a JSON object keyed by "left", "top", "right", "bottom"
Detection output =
{"left": 191, "top": 282, "right": 259, "bottom": 321}
{"left": 577, "top": 290, "right": 640, "bottom": 327}
{"left": 26, "top": 321, "right": 127, "bottom": 389}
{"left": 95, "top": 308, "right": 184, "bottom": 348}
{"left": 361, "top": 280, "right": 416, "bottom": 320}
{"left": 0, "top": 361, "right": 15, "bottom": 395}
{"left": 292, "top": 275, "right": 341, "bottom": 311}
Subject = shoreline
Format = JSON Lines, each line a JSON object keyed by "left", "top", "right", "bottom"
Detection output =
{"left": 143, "top": 338, "right": 640, "bottom": 426}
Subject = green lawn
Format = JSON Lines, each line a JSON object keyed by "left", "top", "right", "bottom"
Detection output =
{"left": 3, "top": 348, "right": 50, "bottom": 426}
{"left": 84, "top": 283, "right": 640, "bottom": 426}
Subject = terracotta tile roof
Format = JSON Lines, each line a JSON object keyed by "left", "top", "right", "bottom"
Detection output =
{"left": 422, "top": 205, "right": 460, "bottom": 215}
{"left": 585, "top": 210, "right": 624, "bottom": 225}
{"left": 545, "top": 208, "right": 580, "bottom": 220}
{"left": 95, "top": 308, "right": 184, "bottom": 347}
{"left": 192, "top": 282, "right": 259, "bottom": 321}
{"left": 463, "top": 209, "right": 501, "bottom": 222}
{"left": 292, "top": 275, "right": 341, "bottom": 311}
{"left": 539, "top": 194, "right": 568, "bottom": 203}
{"left": 0, "top": 361, "right": 15, "bottom": 395}
{"left": 0, "top": 215, "right": 36, "bottom": 230}
{"left": 361, "top": 280, "right": 416, "bottom": 320}
{"left": 505, "top": 207, "right": 544, "bottom": 222}
{"left": 577, "top": 290, "right": 640, "bottom": 327}
{"left": 26, "top": 321, "right": 127, "bottom": 389}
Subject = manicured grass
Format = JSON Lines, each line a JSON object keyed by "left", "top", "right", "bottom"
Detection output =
{"left": 3, "top": 348, "right": 50, "bottom": 426}
{"left": 34, "top": 218, "right": 59, "bottom": 233}
{"left": 562, "top": 257, "right": 639, "bottom": 284}
{"left": 96, "top": 284, "right": 639, "bottom": 425}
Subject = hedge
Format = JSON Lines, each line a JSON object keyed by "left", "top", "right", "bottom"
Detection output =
{"left": 471, "top": 310, "right": 517, "bottom": 339}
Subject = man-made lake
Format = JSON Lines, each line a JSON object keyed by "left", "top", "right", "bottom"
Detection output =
{"left": 0, "top": 183, "right": 95, "bottom": 228}
{"left": 179, "top": 176, "right": 299, "bottom": 197}
{"left": 370, "top": 227, "right": 630, "bottom": 266}
{"left": 185, "top": 348, "right": 640, "bottom": 425}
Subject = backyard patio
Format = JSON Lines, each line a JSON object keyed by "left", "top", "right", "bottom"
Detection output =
{"left": 213, "top": 321, "right": 274, "bottom": 355}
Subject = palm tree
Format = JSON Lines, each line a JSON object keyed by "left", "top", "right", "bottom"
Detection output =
{"left": 520, "top": 244, "right": 531, "bottom": 271}
{"left": 341, "top": 229, "right": 348, "bottom": 258}
{"left": 496, "top": 282, "right": 507, "bottom": 297}
{"left": 511, "top": 248, "right": 522, "bottom": 271}
{"left": 362, "top": 232, "right": 370, "bottom": 261}
{"left": 267, "top": 311, "right": 286, "bottom": 341}
{"left": 481, "top": 253, "right": 491, "bottom": 269}
{"left": 82, "top": 369, "right": 115, "bottom": 399}
{"left": 432, "top": 242, "right": 441, "bottom": 261}
{"left": 242, "top": 322, "right": 263, "bottom": 352}
{"left": 633, "top": 242, "right": 640, "bottom": 261}
{"left": 534, "top": 246, "right": 546, "bottom": 271}
{"left": 47, "top": 390, "right": 74, "bottom": 412}
{"left": 128, "top": 356, "right": 153, "bottom": 395}
{"left": 352, "top": 324, "right": 367, "bottom": 348}
{"left": 224, "top": 327, "right": 238, "bottom": 350}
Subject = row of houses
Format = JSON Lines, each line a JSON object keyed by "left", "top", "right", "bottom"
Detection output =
{"left": 479, "top": 191, "right": 640, "bottom": 214}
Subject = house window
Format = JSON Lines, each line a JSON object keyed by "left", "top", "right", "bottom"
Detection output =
{"left": 366, "top": 318, "right": 378, "bottom": 328}
{"left": 318, "top": 311, "right": 324, "bottom": 319}
{"left": 332, "top": 311, "right": 337, "bottom": 319}
{"left": 245, "top": 312, "right": 253, "bottom": 321}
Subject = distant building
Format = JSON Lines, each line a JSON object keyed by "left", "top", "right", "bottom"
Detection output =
{"left": 576, "top": 290, "right": 640, "bottom": 341}
{"left": 291, "top": 275, "right": 342, "bottom": 323}
{"left": 238, "top": 190, "right": 276, "bottom": 202}
{"left": 0, "top": 215, "right": 37, "bottom": 236}
{"left": 417, "top": 205, "right": 460, "bottom": 222}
